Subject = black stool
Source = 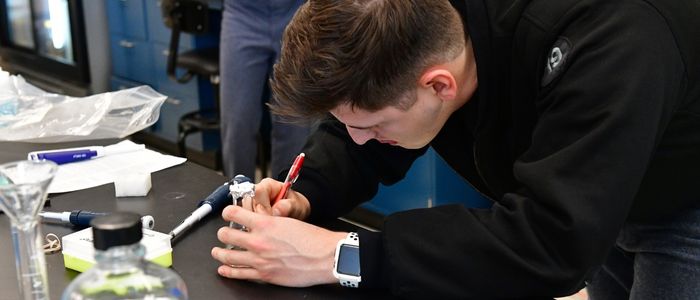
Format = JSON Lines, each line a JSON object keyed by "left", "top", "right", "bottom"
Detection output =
{"left": 162, "top": 0, "right": 221, "bottom": 170}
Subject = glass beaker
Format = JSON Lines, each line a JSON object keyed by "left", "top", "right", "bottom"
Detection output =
{"left": 0, "top": 160, "right": 57, "bottom": 300}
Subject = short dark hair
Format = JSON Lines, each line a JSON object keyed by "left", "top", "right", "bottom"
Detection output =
{"left": 270, "top": 0, "right": 466, "bottom": 120}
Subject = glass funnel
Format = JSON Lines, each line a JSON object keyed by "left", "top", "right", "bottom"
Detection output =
{"left": 0, "top": 160, "right": 57, "bottom": 300}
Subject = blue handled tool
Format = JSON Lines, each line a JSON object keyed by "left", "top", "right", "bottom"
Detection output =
{"left": 168, "top": 179, "right": 234, "bottom": 240}
{"left": 40, "top": 210, "right": 155, "bottom": 229}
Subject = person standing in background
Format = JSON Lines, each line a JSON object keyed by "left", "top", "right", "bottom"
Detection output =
{"left": 219, "top": 0, "right": 310, "bottom": 179}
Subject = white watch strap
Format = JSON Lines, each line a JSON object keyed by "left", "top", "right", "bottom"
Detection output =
{"left": 341, "top": 232, "right": 360, "bottom": 288}
{"left": 334, "top": 232, "right": 361, "bottom": 288}
{"left": 340, "top": 279, "right": 359, "bottom": 288}
{"left": 345, "top": 232, "right": 359, "bottom": 246}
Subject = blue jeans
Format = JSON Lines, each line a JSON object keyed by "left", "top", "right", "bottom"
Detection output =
{"left": 220, "top": 0, "right": 310, "bottom": 178}
{"left": 587, "top": 207, "right": 700, "bottom": 299}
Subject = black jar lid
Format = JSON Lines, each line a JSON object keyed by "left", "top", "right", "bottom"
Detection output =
{"left": 91, "top": 212, "right": 143, "bottom": 250}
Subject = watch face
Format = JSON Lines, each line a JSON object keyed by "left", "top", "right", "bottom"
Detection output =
{"left": 336, "top": 244, "right": 361, "bottom": 276}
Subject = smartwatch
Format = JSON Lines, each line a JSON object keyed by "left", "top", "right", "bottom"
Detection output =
{"left": 333, "top": 232, "right": 361, "bottom": 288}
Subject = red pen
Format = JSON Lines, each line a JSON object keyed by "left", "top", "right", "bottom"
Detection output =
{"left": 273, "top": 153, "right": 305, "bottom": 204}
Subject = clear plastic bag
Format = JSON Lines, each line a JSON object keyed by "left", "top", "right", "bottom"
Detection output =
{"left": 0, "top": 69, "right": 166, "bottom": 142}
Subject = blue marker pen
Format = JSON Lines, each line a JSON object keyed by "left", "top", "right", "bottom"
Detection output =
{"left": 29, "top": 147, "right": 100, "bottom": 164}
{"left": 27, "top": 143, "right": 145, "bottom": 165}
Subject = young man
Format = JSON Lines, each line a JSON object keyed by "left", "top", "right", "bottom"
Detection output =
{"left": 211, "top": 0, "right": 700, "bottom": 298}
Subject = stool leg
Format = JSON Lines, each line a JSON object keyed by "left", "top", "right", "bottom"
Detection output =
{"left": 178, "top": 122, "right": 190, "bottom": 157}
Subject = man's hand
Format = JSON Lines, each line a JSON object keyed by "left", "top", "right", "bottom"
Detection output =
{"left": 253, "top": 178, "right": 311, "bottom": 220}
{"left": 211, "top": 205, "right": 347, "bottom": 287}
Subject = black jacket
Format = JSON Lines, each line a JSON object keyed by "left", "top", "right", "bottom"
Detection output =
{"left": 291, "top": 0, "right": 700, "bottom": 298}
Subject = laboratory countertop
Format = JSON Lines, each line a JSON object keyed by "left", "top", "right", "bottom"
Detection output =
{"left": 0, "top": 140, "right": 393, "bottom": 299}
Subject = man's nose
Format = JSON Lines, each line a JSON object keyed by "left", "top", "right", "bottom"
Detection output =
{"left": 346, "top": 127, "right": 375, "bottom": 145}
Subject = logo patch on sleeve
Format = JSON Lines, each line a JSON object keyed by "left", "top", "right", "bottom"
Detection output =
{"left": 541, "top": 37, "right": 572, "bottom": 87}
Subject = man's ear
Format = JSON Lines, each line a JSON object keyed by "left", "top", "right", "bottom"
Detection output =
{"left": 418, "top": 69, "right": 458, "bottom": 101}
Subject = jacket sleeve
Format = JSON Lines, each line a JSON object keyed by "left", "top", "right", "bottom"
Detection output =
{"left": 292, "top": 116, "right": 428, "bottom": 223}
{"left": 360, "top": 3, "right": 686, "bottom": 299}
